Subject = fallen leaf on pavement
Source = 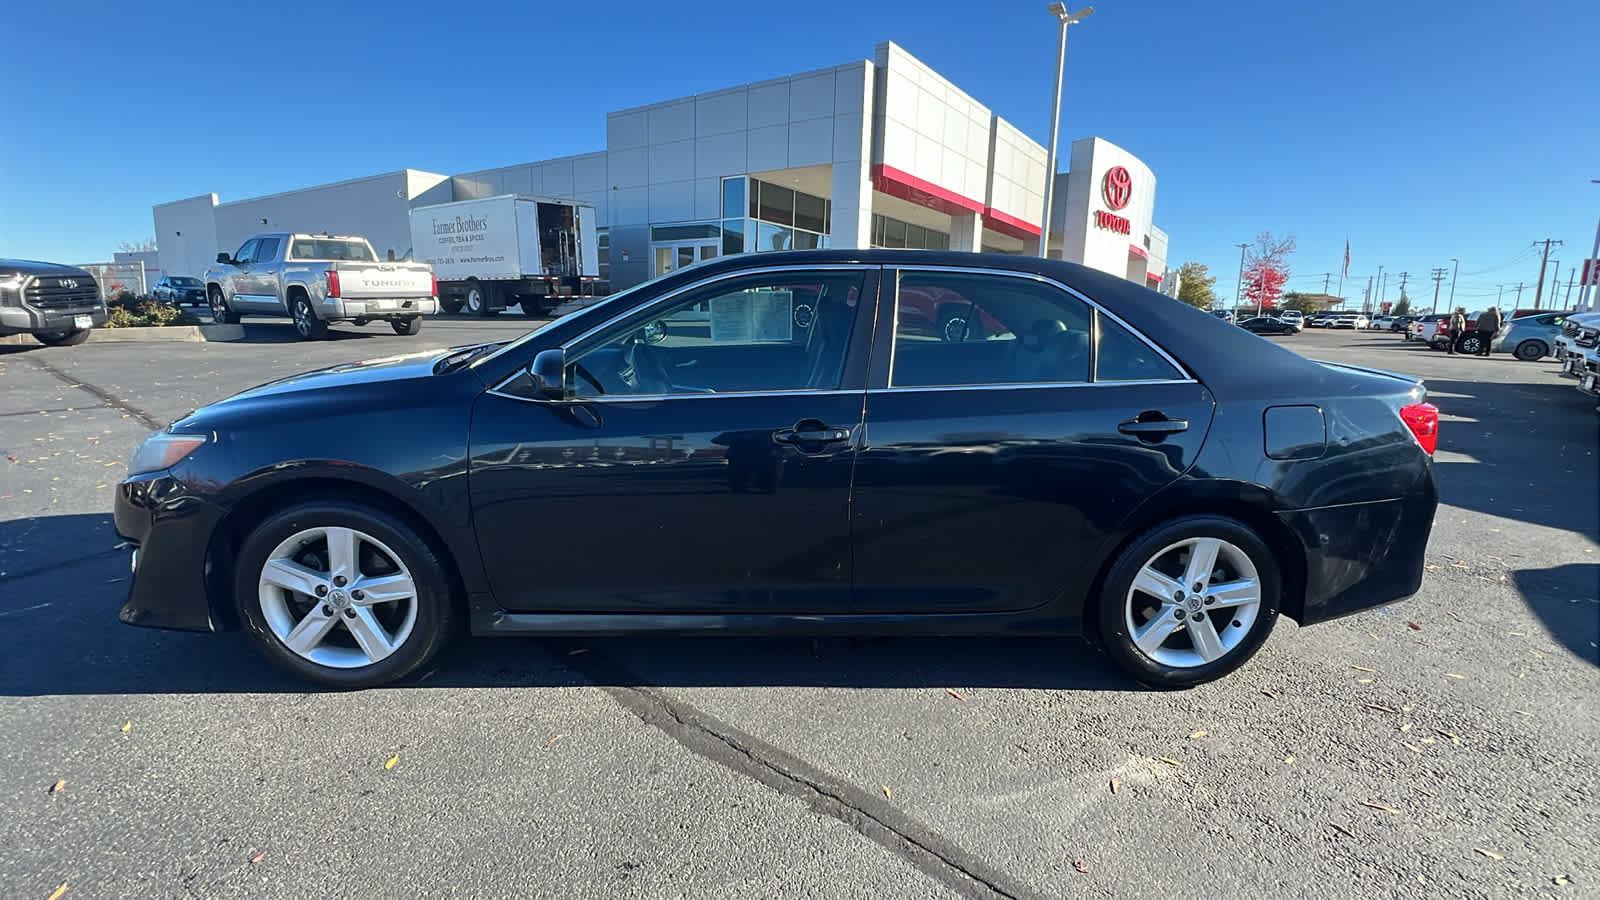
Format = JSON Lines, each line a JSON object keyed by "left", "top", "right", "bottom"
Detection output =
{"left": 1554, "top": 874, "right": 1571, "bottom": 886}
{"left": 882, "top": 785, "right": 892, "bottom": 800}
{"left": 1507, "top": 631, "right": 1525, "bottom": 636}
{"left": 1357, "top": 678, "right": 1374, "bottom": 684}
{"left": 1329, "top": 823, "right": 1356, "bottom": 838}
{"left": 1284, "top": 755, "right": 1295, "bottom": 764}
{"left": 384, "top": 754, "right": 399, "bottom": 770}
{"left": 1444, "top": 673, "right": 1466, "bottom": 680}
{"left": 945, "top": 688, "right": 966, "bottom": 702}
{"left": 1110, "top": 778, "right": 1121, "bottom": 794}
{"left": 1261, "top": 689, "right": 1280, "bottom": 699}
{"left": 1403, "top": 743, "right": 1424, "bottom": 754}
{"left": 1159, "top": 757, "right": 1181, "bottom": 767}
{"left": 1400, "top": 723, "right": 1413, "bottom": 732}
{"left": 48, "top": 882, "right": 67, "bottom": 900}
{"left": 120, "top": 721, "right": 131, "bottom": 734}
{"left": 1188, "top": 730, "right": 1207, "bottom": 739}
{"left": 1073, "top": 859, "right": 1091, "bottom": 874}
{"left": 544, "top": 734, "right": 566, "bottom": 747}
{"left": 249, "top": 852, "right": 266, "bottom": 864}
{"left": 1421, "top": 737, "right": 1436, "bottom": 745}
{"left": 1361, "top": 800, "right": 1402, "bottom": 814}
{"left": 49, "top": 779, "right": 65, "bottom": 794}
{"left": 1438, "top": 730, "right": 1462, "bottom": 746}
{"left": 1407, "top": 622, "right": 1422, "bottom": 631}
{"left": 1351, "top": 665, "right": 1375, "bottom": 673}
{"left": 1474, "top": 848, "right": 1503, "bottom": 860}
{"left": 1364, "top": 704, "right": 1398, "bottom": 714}
{"left": 1417, "top": 874, "right": 1428, "bottom": 885}
{"left": 1401, "top": 704, "right": 1415, "bottom": 713}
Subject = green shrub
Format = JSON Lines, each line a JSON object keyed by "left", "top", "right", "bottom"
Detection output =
{"left": 105, "top": 297, "right": 202, "bottom": 328}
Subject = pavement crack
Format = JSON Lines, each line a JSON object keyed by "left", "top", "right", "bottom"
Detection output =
{"left": 23, "top": 355, "right": 165, "bottom": 430}
{"left": 570, "top": 658, "right": 1040, "bottom": 900}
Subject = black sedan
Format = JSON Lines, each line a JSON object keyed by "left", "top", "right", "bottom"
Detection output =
{"left": 1239, "top": 316, "right": 1301, "bottom": 335}
{"left": 115, "top": 251, "right": 1440, "bottom": 689}
{"left": 153, "top": 276, "right": 207, "bottom": 306}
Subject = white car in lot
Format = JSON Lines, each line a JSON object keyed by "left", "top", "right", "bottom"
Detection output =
{"left": 1370, "top": 315, "right": 1395, "bottom": 331}
{"left": 1556, "top": 313, "right": 1600, "bottom": 379}
{"left": 1329, "top": 313, "right": 1369, "bottom": 329}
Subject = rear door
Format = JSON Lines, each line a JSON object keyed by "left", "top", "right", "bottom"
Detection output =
{"left": 850, "top": 266, "right": 1215, "bottom": 615}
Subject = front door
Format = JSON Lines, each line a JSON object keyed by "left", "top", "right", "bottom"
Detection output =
{"left": 653, "top": 241, "right": 720, "bottom": 277}
{"left": 239, "top": 235, "right": 282, "bottom": 310}
{"left": 469, "top": 265, "right": 878, "bottom": 614}
{"left": 850, "top": 267, "right": 1216, "bottom": 615}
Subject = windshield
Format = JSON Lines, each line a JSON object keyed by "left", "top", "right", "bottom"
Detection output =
{"left": 173, "top": 277, "right": 201, "bottom": 286}
{"left": 290, "top": 238, "right": 375, "bottom": 261}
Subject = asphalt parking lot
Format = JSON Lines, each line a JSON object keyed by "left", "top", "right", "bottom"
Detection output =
{"left": 2, "top": 316, "right": 1596, "bottom": 898}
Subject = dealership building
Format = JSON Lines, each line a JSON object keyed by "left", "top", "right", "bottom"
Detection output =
{"left": 153, "top": 42, "right": 1171, "bottom": 294}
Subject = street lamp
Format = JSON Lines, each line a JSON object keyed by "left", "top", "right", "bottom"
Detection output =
{"left": 1582, "top": 179, "right": 1600, "bottom": 311}
{"left": 1447, "top": 257, "right": 1458, "bottom": 314}
{"left": 1037, "top": 4, "right": 1094, "bottom": 259}
{"left": 1234, "top": 242, "right": 1250, "bottom": 312}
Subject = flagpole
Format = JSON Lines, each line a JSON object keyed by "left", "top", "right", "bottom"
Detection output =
{"left": 1337, "top": 243, "right": 1346, "bottom": 305}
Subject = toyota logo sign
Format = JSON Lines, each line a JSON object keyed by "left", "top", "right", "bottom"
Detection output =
{"left": 1102, "top": 166, "right": 1132, "bottom": 211}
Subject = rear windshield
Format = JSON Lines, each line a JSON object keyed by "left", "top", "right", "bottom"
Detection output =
{"left": 290, "top": 239, "right": 375, "bottom": 261}
{"left": 173, "top": 277, "right": 201, "bottom": 287}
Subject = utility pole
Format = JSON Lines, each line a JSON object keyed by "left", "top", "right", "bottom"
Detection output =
{"left": 1364, "top": 276, "right": 1373, "bottom": 313}
{"left": 1548, "top": 260, "right": 1560, "bottom": 306}
{"left": 1496, "top": 285, "right": 1504, "bottom": 305}
{"left": 1321, "top": 273, "right": 1332, "bottom": 294}
{"left": 1566, "top": 267, "right": 1577, "bottom": 308}
{"left": 1430, "top": 267, "right": 1447, "bottom": 312}
{"left": 1514, "top": 282, "right": 1525, "bottom": 304}
{"left": 1234, "top": 242, "right": 1250, "bottom": 311}
{"left": 1447, "top": 257, "right": 1459, "bottom": 312}
{"left": 1531, "top": 238, "right": 1563, "bottom": 309}
{"left": 1397, "top": 271, "right": 1410, "bottom": 308}
{"left": 1376, "top": 265, "right": 1385, "bottom": 312}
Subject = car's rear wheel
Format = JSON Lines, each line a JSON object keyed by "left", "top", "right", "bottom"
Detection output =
{"left": 520, "top": 296, "right": 552, "bottom": 318}
{"left": 1094, "top": 516, "right": 1281, "bottom": 689}
{"left": 33, "top": 329, "right": 91, "bottom": 346}
{"left": 209, "top": 287, "right": 239, "bottom": 324}
{"left": 390, "top": 316, "right": 422, "bottom": 335}
{"left": 234, "top": 502, "right": 456, "bottom": 689}
{"left": 1513, "top": 339, "right": 1547, "bottom": 361}
{"left": 463, "top": 282, "right": 493, "bottom": 317}
{"left": 292, "top": 295, "right": 328, "bottom": 340}
{"left": 1457, "top": 334, "right": 1486, "bottom": 355}
{"left": 440, "top": 297, "right": 463, "bottom": 315}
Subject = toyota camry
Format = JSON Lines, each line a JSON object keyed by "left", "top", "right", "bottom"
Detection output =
{"left": 115, "top": 251, "right": 1440, "bottom": 689}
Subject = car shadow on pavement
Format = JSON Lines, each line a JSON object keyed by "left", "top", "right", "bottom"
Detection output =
{"left": 0, "top": 512, "right": 1133, "bottom": 696}
{"left": 228, "top": 322, "right": 399, "bottom": 344}
{"left": 1422, "top": 377, "right": 1599, "bottom": 537}
{"left": 1509, "top": 564, "right": 1600, "bottom": 667}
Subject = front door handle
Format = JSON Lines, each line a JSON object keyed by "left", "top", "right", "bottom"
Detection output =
{"left": 1118, "top": 414, "right": 1189, "bottom": 442}
{"left": 773, "top": 420, "right": 852, "bottom": 450}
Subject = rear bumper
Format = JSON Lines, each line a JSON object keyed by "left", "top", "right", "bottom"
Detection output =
{"left": 114, "top": 471, "right": 227, "bottom": 633}
{"left": 1278, "top": 482, "right": 1439, "bottom": 626}
{"left": 321, "top": 297, "right": 438, "bottom": 320}
{"left": 0, "top": 304, "right": 107, "bottom": 335}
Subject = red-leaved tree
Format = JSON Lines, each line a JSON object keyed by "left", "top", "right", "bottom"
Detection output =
{"left": 1242, "top": 260, "right": 1288, "bottom": 312}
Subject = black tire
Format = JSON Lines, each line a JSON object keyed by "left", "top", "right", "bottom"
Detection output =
{"left": 33, "top": 329, "right": 91, "bottom": 347}
{"left": 291, "top": 294, "right": 328, "bottom": 340}
{"left": 520, "top": 297, "right": 552, "bottom": 318}
{"left": 209, "top": 286, "right": 239, "bottom": 324}
{"left": 1093, "top": 515, "right": 1282, "bottom": 689}
{"left": 233, "top": 501, "right": 457, "bottom": 689}
{"left": 1457, "top": 334, "right": 1485, "bottom": 355}
{"left": 463, "top": 282, "right": 493, "bottom": 317}
{"left": 390, "top": 316, "right": 422, "bottom": 335}
{"left": 1513, "top": 340, "right": 1547, "bottom": 361}
{"left": 440, "top": 298, "right": 463, "bottom": 316}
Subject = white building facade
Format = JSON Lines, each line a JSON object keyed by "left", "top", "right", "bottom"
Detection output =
{"left": 152, "top": 42, "right": 1169, "bottom": 292}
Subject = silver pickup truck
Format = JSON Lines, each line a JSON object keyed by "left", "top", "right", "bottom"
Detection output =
{"left": 204, "top": 233, "right": 437, "bottom": 340}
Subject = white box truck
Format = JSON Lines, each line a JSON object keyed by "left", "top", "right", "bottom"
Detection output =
{"left": 409, "top": 194, "right": 600, "bottom": 317}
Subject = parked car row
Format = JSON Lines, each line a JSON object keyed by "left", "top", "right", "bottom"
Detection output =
{"left": 1552, "top": 313, "right": 1600, "bottom": 407}
{"left": 1407, "top": 309, "right": 1575, "bottom": 359}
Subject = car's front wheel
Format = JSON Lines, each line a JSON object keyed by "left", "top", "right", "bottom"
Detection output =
{"left": 235, "top": 501, "right": 456, "bottom": 688}
{"left": 1094, "top": 516, "right": 1281, "bottom": 689}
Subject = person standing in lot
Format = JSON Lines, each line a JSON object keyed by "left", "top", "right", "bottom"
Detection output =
{"left": 1475, "top": 306, "right": 1502, "bottom": 357}
{"left": 1449, "top": 308, "right": 1467, "bottom": 355}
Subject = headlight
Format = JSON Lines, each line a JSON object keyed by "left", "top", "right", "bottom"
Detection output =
{"left": 128, "top": 432, "right": 209, "bottom": 476}
{"left": 0, "top": 272, "right": 26, "bottom": 290}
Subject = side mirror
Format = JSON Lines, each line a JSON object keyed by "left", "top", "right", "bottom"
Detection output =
{"left": 216, "top": 252, "right": 232, "bottom": 265}
{"left": 528, "top": 348, "right": 566, "bottom": 401}
{"left": 641, "top": 320, "right": 669, "bottom": 344}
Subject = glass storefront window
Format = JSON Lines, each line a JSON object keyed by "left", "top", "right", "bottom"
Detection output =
{"left": 722, "top": 178, "right": 746, "bottom": 220}
{"left": 794, "top": 192, "right": 826, "bottom": 234}
{"left": 756, "top": 221, "right": 793, "bottom": 252}
{"left": 651, "top": 223, "right": 722, "bottom": 242}
{"left": 757, "top": 183, "right": 795, "bottom": 227}
{"left": 722, "top": 219, "right": 745, "bottom": 255}
{"left": 792, "top": 230, "right": 822, "bottom": 251}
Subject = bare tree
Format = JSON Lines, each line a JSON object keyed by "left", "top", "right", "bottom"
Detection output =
{"left": 118, "top": 237, "right": 158, "bottom": 253}
{"left": 1248, "top": 231, "right": 1297, "bottom": 267}
{"left": 1243, "top": 231, "right": 1296, "bottom": 316}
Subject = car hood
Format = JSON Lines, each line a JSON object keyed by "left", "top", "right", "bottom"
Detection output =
{"left": 0, "top": 258, "right": 93, "bottom": 278}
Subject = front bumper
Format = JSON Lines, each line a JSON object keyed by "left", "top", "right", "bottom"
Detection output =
{"left": 321, "top": 296, "right": 439, "bottom": 321}
{"left": 0, "top": 304, "right": 107, "bottom": 336}
{"left": 115, "top": 471, "right": 227, "bottom": 632}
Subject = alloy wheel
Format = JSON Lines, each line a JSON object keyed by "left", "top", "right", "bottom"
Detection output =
{"left": 257, "top": 526, "right": 419, "bottom": 669}
{"left": 942, "top": 315, "right": 969, "bottom": 343}
{"left": 1123, "top": 537, "right": 1262, "bottom": 669}
{"left": 293, "top": 300, "right": 312, "bottom": 337}
{"left": 211, "top": 291, "right": 227, "bottom": 321}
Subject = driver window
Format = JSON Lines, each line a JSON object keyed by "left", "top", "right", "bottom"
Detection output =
{"left": 570, "top": 270, "right": 865, "bottom": 398}
{"left": 234, "top": 240, "right": 259, "bottom": 264}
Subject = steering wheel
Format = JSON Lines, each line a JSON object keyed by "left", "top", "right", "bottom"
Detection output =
{"left": 624, "top": 337, "right": 674, "bottom": 394}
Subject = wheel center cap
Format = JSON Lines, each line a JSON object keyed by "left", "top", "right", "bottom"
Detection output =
{"left": 1187, "top": 595, "right": 1204, "bottom": 612}
{"left": 328, "top": 589, "right": 350, "bottom": 609}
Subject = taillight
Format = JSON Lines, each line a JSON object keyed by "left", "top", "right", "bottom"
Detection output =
{"left": 1399, "top": 402, "right": 1439, "bottom": 455}
{"left": 326, "top": 270, "right": 341, "bottom": 298}
{"left": 430, "top": 272, "right": 438, "bottom": 297}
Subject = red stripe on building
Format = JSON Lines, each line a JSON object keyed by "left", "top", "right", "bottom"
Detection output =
{"left": 1127, "top": 243, "right": 1148, "bottom": 259}
{"left": 871, "top": 164, "right": 984, "bottom": 217}
{"left": 981, "top": 206, "right": 1042, "bottom": 240}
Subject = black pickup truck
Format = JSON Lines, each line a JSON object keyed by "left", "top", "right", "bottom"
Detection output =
{"left": 0, "top": 259, "right": 108, "bottom": 346}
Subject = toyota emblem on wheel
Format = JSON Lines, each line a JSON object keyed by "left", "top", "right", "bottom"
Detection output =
{"left": 1103, "top": 166, "right": 1132, "bottom": 211}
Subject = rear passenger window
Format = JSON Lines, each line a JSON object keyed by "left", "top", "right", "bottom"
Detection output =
{"left": 890, "top": 271, "right": 1091, "bottom": 387}
{"left": 1095, "top": 313, "right": 1186, "bottom": 382}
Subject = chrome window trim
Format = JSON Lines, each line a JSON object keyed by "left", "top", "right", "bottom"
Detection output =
{"left": 489, "top": 263, "right": 879, "bottom": 398}
{"left": 486, "top": 387, "right": 865, "bottom": 406}
{"left": 866, "top": 378, "right": 1198, "bottom": 394}
{"left": 885, "top": 265, "right": 1193, "bottom": 388}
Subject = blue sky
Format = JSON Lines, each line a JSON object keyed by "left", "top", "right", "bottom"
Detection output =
{"left": 2, "top": 0, "right": 1597, "bottom": 308}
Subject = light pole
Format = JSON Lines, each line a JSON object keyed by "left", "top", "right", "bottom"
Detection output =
{"left": 1234, "top": 242, "right": 1250, "bottom": 312}
{"left": 1582, "top": 179, "right": 1600, "bottom": 311}
{"left": 1037, "top": 4, "right": 1094, "bottom": 259}
{"left": 1447, "top": 257, "right": 1458, "bottom": 314}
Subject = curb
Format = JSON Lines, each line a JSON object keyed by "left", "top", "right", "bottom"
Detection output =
{"left": 1, "top": 324, "right": 245, "bottom": 345}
